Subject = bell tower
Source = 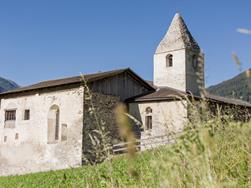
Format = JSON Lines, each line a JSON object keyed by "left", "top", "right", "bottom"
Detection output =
{"left": 153, "top": 13, "right": 205, "bottom": 96}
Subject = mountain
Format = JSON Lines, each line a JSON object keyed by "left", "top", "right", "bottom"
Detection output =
{"left": 207, "top": 69, "right": 251, "bottom": 103}
{"left": 0, "top": 77, "right": 19, "bottom": 93}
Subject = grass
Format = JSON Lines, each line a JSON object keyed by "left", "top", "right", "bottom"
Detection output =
{"left": 0, "top": 120, "right": 250, "bottom": 188}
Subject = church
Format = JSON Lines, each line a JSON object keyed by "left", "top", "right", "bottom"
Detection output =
{"left": 0, "top": 13, "right": 250, "bottom": 176}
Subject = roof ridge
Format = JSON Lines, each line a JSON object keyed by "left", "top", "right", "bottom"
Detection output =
{"left": 0, "top": 68, "right": 154, "bottom": 96}
{"left": 19, "top": 68, "right": 130, "bottom": 88}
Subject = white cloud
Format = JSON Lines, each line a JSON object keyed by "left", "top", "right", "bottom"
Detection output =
{"left": 236, "top": 28, "right": 251, "bottom": 35}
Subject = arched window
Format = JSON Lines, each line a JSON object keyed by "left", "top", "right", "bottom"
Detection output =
{"left": 166, "top": 54, "right": 173, "bottom": 67}
{"left": 145, "top": 107, "right": 152, "bottom": 130}
{"left": 192, "top": 55, "right": 197, "bottom": 70}
{"left": 146, "top": 107, "right": 152, "bottom": 114}
{"left": 48, "top": 105, "right": 60, "bottom": 143}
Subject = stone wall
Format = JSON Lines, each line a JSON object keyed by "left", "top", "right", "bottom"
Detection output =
{"left": 129, "top": 100, "right": 188, "bottom": 140}
{"left": 207, "top": 101, "right": 251, "bottom": 122}
{"left": 154, "top": 48, "right": 205, "bottom": 96}
{"left": 82, "top": 91, "right": 121, "bottom": 164}
{"left": 0, "top": 87, "right": 84, "bottom": 176}
{"left": 154, "top": 49, "right": 186, "bottom": 90}
{"left": 185, "top": 50, "right": 205, "bottom": 96}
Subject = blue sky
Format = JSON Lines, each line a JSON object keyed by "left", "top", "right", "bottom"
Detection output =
{"left": 0, "top": 0, "right": 250, "bottom": 87}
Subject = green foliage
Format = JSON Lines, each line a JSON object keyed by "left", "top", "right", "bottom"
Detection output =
{"left": 207, "top": 69, "right": 251, "bottom": 103}
{"left": 81, "top": 75, "right": 113, "bottom": 165}
{"left": 0, "top": 121, "right": 250, "bottom": 188}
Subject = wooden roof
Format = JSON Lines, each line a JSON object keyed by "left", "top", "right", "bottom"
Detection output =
{"left": 0, "top": 68, "right": 154, "bottom": 96}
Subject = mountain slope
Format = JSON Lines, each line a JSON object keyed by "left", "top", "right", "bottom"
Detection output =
{"left": 0, "top": 77, "right": 19, "bottom": 93}
{"left": 207, "top": 69, "right": 251, "bottom": 103}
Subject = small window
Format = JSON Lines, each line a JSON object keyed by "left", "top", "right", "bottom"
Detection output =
{"left": 15, "top": 133, "right": 19, "bottom": 140}
{"left": 146, "top": 107, "right": 152, "bottom": 114}
{"left": 24, "top": 110, "right": 30, "bottom": 120}
{"left": 5, "top": 110, "right": 16, "bottom": 121}
{"left": 166, "top": 54, "right": 173, "bottom": 67}
{"left": 48, "top": 105, "right": 60, "bottom": 143}
{"left": 192, "top": 55, "right": 198, "bottom": 70}
{"left": 4, "top": 136, "right": 7, "bottom": 142}
{"left": 145, "top": 116, "right": 152, "bottom": 130}
{"left": 55, "top": 110, "right": 60, "bottom": 140}
{"left": 145, "top": 107, "right": 153, "bottom": 130}
{"left": 61, "top": 124, "right": 67, "bottom": 141}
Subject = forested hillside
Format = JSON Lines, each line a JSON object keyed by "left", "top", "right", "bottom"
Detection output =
{"left": 207, "top": 69, "right": 251, "bottom": 103}
{"left": 0, "top": 77, "right": 19, "bottom": 93}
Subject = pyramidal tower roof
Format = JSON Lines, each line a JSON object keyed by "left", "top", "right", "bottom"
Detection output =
{"left": 155, "top": 13, "right": 200, "bottom": 54}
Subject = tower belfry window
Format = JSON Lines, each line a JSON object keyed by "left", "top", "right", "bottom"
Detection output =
{"left": 166, "top": 54, "right": 173, "bottom": 67}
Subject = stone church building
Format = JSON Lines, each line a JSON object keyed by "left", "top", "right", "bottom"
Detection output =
{"left": 0, "top": 13, "right": 250, "bottom": 176}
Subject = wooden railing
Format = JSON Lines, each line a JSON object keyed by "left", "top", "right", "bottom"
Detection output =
{"left": 112, "top": 132, "right": 182, "bottom": 154}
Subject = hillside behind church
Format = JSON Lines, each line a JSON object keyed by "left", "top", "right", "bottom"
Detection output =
{"left": 207, "top": 69, "right": 251, "bottom": 103}
{"left": 0, "top": 77, "right": 19, "bottom": 93}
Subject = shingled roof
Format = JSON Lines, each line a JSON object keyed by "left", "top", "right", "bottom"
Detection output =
{"left": 127, "top": 87, "right": 251, "bottom": 108}
{"left": 155, "top": 13, "right": 200, "bottom": 54}
{"left": 0, "top": 68, "right": 154, "bottom": 96}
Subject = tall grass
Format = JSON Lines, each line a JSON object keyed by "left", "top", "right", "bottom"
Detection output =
{"left": 0, "top": 120, "right": 250, "bottom": 187}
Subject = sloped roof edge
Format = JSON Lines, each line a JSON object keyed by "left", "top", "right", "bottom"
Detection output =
{"left": 126, "top": 87, "right": 251, "bottom": 108}
{"left": 0, "top": 68, "right": 154, "bottom": 96}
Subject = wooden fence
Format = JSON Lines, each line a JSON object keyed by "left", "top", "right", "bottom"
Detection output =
{"left": 112, "top": 133, "right": 182, "bottom": 154}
